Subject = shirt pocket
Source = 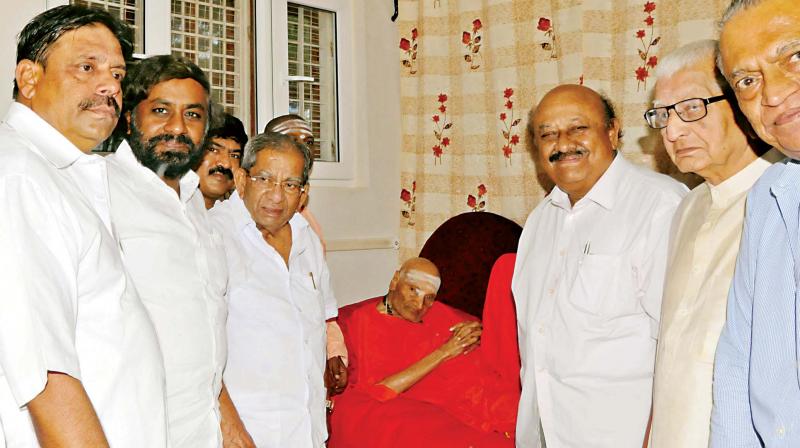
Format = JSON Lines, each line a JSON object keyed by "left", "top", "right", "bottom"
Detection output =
{"left": 570, "top": 253, "right": 620, "bottom": 316}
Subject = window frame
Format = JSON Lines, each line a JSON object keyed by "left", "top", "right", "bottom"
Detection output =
{"left": 260, "top": 0, "right": 355, "bottom": 182}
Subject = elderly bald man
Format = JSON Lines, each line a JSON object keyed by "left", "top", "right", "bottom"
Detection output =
{"left": 712, "top": 0, "right": 800, "bottom": 445}
{"left": 513, "top": 84, "right": 687, "bottom": 448}
{"left": 329, "top": 257, "right": 521, "bottom": 447}
{"left": 646, "top": 39, "right": 777, "bottom": 448}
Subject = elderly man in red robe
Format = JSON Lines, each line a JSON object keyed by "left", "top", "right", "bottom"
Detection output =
{"left": 329, "top": 256, "right": 520, "bottom": 447}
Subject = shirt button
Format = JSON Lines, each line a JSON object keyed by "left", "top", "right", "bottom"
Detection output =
{"left": 777, "top": 426, "right": 785, "bottom": 437}
{"left": 538, "top": 326, "right": 545, "bottom": 335}
{"left": 548, "top": 288, "right": 555, "bottom": 295}
{"left": 559, "top": 249, "right": 565, "bottom": 257}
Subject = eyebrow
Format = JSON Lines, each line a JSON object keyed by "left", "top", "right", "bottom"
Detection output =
{"left": 251, "top": 170, "right": 303, "bottom": 182}
{"left": 729, "top": 39, "right": 800, "bottom": 79}
{"left": 151, "top": 99, "right": 207, "bottom": 111}
{"left": 78, "top": 54, "right": 126, "bottom": 70}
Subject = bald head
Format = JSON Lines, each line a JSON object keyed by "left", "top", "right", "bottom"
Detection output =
{"left": 528, "top": 84, "right": 622, "bottom": 204}
{"left": 398, "top": 257, "right": 441, "bottom": 291}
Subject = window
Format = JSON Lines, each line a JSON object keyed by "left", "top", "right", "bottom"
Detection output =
{"left": 71, "top": 0, "right": 144, "bottom": 53}
{"left": 69, "top": 0, "right": 249, "bottom": 121}
{"left": 287, "top": 3, "right": 338, "bottom": 162}
{"left": 171, "top": 0, "right": 244, "bottom": 117}
{"left": 267, "top": 0, "right": 355, "bottom": 181}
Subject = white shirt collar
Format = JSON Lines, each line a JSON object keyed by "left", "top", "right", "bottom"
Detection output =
{"left": 227, "top": 191, "right": 309, "bottom": 234}
{"left": 114, "top": 140, "right": 200, "bottom": 205}
{"left": 5, "top": 102, "right": 94, "bottom": 168}
{"left": 707, "top": 148, "right": 783, "bottom": 207}
{"left": 549, "top": 151, "right": 625, "bottom": 211}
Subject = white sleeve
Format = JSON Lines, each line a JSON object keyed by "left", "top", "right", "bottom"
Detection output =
{"left": 0, "top": 176, "right": 81, "bottom": 407}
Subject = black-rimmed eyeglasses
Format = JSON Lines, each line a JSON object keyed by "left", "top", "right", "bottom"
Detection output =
{"left": 643, "top": 95, "right": 728, "bottom": 129}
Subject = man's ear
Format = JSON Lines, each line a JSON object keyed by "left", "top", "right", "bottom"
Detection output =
{"left": 389, "top": 270, "right": 400, "bottom": 292}
{"left": 233, "top": 167, "right": 247, "bottom": 198}
{"left": 15, "top": 60, "right": 41, "bottom": 101}
{"left": 607, "top": 118, "right": 621, "bottom": 149}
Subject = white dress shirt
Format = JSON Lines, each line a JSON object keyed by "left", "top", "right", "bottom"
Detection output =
{"left": 512, "top": 154, "right": 686, "bottom": 448}
{"left": 106, "top": 142, "right": 228, "bottom": 448}
{"left": 210, "top": 193, "right": 336, "bottom": 448}
{"left": 0, "top": 103, "right": 168, "bottom": 447}
{"left": 650, "top": 152, "right": 778, "bottom": 448}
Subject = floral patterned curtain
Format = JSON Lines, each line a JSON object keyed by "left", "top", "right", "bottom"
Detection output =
{"left": 397, "top": 0, "right": 730, "bottom": 260}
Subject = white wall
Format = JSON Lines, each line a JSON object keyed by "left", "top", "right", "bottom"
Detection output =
{"left": 0, "top": 1, "right": 46, "bottom": 114}
{"left": 310, "top": 0, "right": 402, "bottom": 306}
{"left": 0, "top": 1, "right": 402, "bottom": 307}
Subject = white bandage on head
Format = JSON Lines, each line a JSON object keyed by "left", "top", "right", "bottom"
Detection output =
{"left": 402, "top": 269, "right": 441, "bottom": 293}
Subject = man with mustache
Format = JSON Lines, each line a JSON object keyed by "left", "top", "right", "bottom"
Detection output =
{"left": 198, "top": 111, "right": 248, "bottom": 209}
{"left": 512, "top": 84, "right": 686, "bottom": 447}
{"left": 105, "top": 55, "right": 250, "bottom": 447}
{"left": 0, "top": 5, "right": 167, "bottom": 446}
{"left": 711, "top": 0, "right": 800, "bottom": 445}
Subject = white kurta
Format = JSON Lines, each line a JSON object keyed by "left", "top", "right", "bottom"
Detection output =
{"left": 0, "top": 103, "right": 168, "bottom": 447}
{"left": 512, "top": 154, "right": 686, "bottom": 448}
{"left": 106, "top": 142, "right": 228, "bottom": 448}
{"left": 210, "top": 193, "right": 335, "bottom": 448}
{"left": 650, "top": 152, "right": 779, "bottom": 448}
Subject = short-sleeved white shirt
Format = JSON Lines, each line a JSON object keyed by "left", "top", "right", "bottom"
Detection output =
{"left": 210, "top": 193, "right": 335, "bottom": 448}
{"left": 0, "top": 102, "right": 168, "bottom": 447}
{"left": 106, "top": 142, "right": 228, "bottom": 448}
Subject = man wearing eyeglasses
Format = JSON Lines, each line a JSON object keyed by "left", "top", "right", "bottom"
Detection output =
{"left": 645, "top": 40, "right": 778, "bottom": 448}
{"left": 209, "top": 132, "right": 335, "bottom": 448}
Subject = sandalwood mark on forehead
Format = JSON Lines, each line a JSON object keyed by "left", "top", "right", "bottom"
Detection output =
{"left": 403, "top": 269, "right": 441, "bottom": 292}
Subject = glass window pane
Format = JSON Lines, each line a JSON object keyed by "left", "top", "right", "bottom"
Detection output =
{"left": 287, "top": 3, "right": 339, "bottom": 162}
{"left": 70, "top": 0, "right": 144, "bottom": 54}
{"left": 171, "top": 0, "right": 242, "bottom": 116}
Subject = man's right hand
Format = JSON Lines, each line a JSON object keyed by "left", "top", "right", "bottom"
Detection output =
{"left": 438, "top": 321, "right": 482, "bottom": 360}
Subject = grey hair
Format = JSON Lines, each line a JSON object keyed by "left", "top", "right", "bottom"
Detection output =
{"left": 716, "top": 0, "right": 766, "bottom": 71}
{"left": 240, "top": 132, "right": 314, "bottom": 184}
{"left": 655, "top": 40, "right": 729, "bottom": 95}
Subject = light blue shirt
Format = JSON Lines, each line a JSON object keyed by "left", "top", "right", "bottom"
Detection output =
{"left": 711, "top": 158, "right": 800, "bottom": 447}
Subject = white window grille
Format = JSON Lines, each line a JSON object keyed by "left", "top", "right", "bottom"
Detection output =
{"left": 70, "top": 0, "right": 144, "bottom": 54}
{"left": 287, "top": 3, "right": 338, "bottom": 162}
{"left": 170, "top": 0, "right": 242, "bottom": 117}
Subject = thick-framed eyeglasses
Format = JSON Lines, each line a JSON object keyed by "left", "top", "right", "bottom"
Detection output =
{"left": 643, "top": 95, "right": 728, "bottom": 129}
{"left": 247, "top": 175, "right": 306, "bottom": 195}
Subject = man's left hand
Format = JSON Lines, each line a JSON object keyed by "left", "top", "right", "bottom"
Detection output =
{"left": 325, "top": 355, "right": 348, "bottom": 395}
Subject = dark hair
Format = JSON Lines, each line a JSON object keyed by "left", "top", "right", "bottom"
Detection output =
{"left": 264, "top": 113, "right": 306, "bottom": 133}
{"left": 122, "top": 54, "right": 210, "bottom": 118}
{"left": 208, "top": 112, "right": 248, "bottom": 148}
{"left": 14, "top": 5, "right": 134, "bottom": 98}
{"left": 598, "top": 92, "right": 624, "bottom": 141}
{"left": 242, "top": 132, "right": 314, "bottom": 184}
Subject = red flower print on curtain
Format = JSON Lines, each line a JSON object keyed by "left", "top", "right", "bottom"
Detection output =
{"left": 462, "top": 18, "right": 483, "bottom": 70}
{"left": 499, "top": 88, "right": 522, "bottom": 164}
{"left": 399, "top": 27, "right": 419, "bottom": 75}
{"left": 634, "top": 2, "right": 660, "bottom": 91}
{"left": 537, "top": 17, "right": 558, "bottom": 59}
{"left": 467, "top": 184, "right": 487, "bottom": 212}
{"left": 401, "top": 181, "right": 417, "bottom": 226}
{"left": 432, "top": 93, "right": 453, "bottom": 164}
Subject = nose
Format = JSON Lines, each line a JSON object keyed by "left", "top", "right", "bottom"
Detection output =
{"left": 554, "top": 130, "right": 574, "bottom": 153}
{"left": 95, "top": 69, "right": 121, "bottom": 101}
{"left": 218, "top": 151, "right": 232, "bottom": 169}
{"left": 761, "top": 67, "right": 799, "bottom": 108}
{"left": 265, "top": 181, "right": 286, "bottom": 201}
{"left": 165, "top": 110, "right": 188, "bottom": 136}
{"left": 663, "top": 109, "right": 689, "bottom": 142}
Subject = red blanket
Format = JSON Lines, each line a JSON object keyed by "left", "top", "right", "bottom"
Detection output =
{"left": 330, "top": 257, "right": 520, "bottom": 447}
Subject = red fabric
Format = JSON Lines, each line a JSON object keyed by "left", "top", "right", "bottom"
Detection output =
{"left": 329, "top": 256, "right": 520, "bottom": 447}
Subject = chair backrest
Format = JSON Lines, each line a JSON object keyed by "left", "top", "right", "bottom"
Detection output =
{"left": 419, "top": 212, "right": 522, "bottom": 317}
